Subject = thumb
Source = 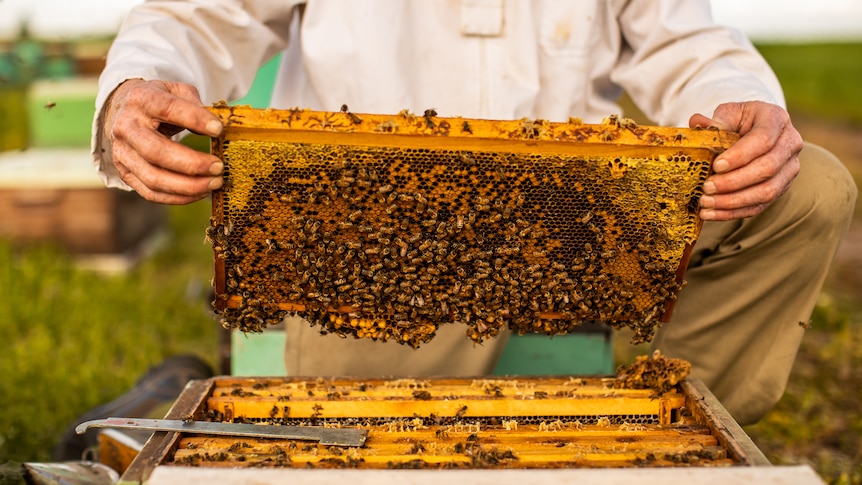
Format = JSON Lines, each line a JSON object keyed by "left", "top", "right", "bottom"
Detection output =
{"left": 688, "top": 113, "right": 729, "bottom": 131}
{"left": 692, "top": 102, "right": 751, "bottom": 133}
{"left": 688, "top": 113, "right": 721, "bottom": 129}
{"left": 154, "top": 81, "right": 223, "bottom": 137}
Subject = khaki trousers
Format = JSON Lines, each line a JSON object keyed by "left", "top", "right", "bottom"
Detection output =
{"left": 283, "top": 142, "right": 856, "bottom": 425}
{"left": 653, "top": 142, "right": 856, "bottom": 424}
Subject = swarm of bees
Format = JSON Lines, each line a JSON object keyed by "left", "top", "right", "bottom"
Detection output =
{"left": 613, "top": 350, "right": 692, "bottom": 394}
{"left": 208, "top": 108, "right": 722, "bottom": 347}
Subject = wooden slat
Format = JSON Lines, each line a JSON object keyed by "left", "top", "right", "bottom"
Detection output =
{"left": 204, "top": 377, "right": 685, "bottom": 425}
{"left": 681, "top": 380, "right": 771, "bottom": 466}
{"left": 209, "top": 395, "right": 684, "bottom": 420}
{"left": 169, "top": 425, "right": 730, "bottom": 469}
{"left": 208, "top": 107, "right": 739, "bottom": 152}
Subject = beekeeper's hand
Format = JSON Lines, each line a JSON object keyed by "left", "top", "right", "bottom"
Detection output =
{"left": 102, "top": 79, "right": 224, "bottom": 204}
{"left": 691, "top": 101, "right": 803, "bottom": 221}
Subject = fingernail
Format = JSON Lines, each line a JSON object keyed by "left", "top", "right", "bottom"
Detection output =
{"left": 713, "top": 158, "right": 729, "bottom": 173}
{"left": 700, "top": 209, "right": 715, "bottom": 220}
{"left": 205, "top": 119, "right": 223, "bottom": 137}
{"left": 703, "top": 181, "right": 716, "bottom": 194}
{"left": 209, "top": 162, "right": 224, "bottom": 175}
{"left": 699, "top": 195, "right": 715, "bottom": 208}
{"left": 208, "top": 177, "right": 223, "bottom": 190}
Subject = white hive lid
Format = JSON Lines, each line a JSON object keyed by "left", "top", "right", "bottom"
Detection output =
{"left": 0, "top": 148, "right": 104, "bottom": 189}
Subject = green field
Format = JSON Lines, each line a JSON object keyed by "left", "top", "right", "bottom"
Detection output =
{"left": 0, "top": 201, "right": 219, "bottom": 464}
{"left": 758, "top": 42, "right": 862, "bottom": 124}
{"left": 1, "top": 42, "right": 860, "bottom": 484}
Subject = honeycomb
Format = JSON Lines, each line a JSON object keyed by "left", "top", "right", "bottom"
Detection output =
{"left": 207, "top": 106, "right": 737, "bottom": 347}
{"left": 166, "top": 375, "right": 739, "bottom": 470}
{"left": 613, "top": 350, "right": 692, "bottom": 395}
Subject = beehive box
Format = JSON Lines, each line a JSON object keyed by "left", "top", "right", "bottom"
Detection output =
{"left": 120, "top": 374, "right": 770, "bottom": 483}
{"left": 0, "top": 148, "right": 166, "bottom": 256}
{"left": 27, "top": 77, "right": 98, "bottom": 148}
{"left": 207, "top": 107, "right": 737, "bottom": 345}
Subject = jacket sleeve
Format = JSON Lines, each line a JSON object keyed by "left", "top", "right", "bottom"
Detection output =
{"left": 91, "top": 0, "right": 303, "bottom": 189}
{"left": 609, "top": 0, "right": 785, "bottom": 127}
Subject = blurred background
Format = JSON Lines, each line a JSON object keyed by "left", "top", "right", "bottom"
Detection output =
{"left": 0, "top": 1, "right": 860, "bottom": 483}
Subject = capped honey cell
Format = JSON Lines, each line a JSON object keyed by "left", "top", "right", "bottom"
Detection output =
{"left": 208, "top": 107, "right": 737, "bottom": 347}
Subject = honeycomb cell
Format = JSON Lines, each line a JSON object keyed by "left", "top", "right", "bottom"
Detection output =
{"left": 207, "top": 107, "right": 737, "bottom": 347}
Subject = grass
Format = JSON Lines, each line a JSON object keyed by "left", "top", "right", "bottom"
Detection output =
{"left": 744, "top": 297, "right": 862, "bottom": 484}
{"left": 0, "top": 199, "right": 218, "bottom": 463}
{"left": 0, "top": 42, "right": 860, "bottom": 483}
{"left": 756, "top": 42, "right": 862, "bottom": 125}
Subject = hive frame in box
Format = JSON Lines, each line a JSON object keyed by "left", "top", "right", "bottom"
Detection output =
{"left": 119, "top": 376, "right": 768, "bottom": 483}
{"left": 207, "top": 107, "right": 737, "bottom": 345}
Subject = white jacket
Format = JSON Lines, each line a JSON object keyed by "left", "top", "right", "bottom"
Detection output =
{"left": 93, "top": 0, "right": 784, "bottom": 189}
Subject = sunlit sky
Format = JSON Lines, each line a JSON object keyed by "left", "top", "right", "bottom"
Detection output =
{"left": 0, "top": 0, "right": 860, "bottom": 42}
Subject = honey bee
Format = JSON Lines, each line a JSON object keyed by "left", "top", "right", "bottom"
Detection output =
{"left": 376, "top": 119, "right": 399, "bottom": 133}
{"left": 454, "top": 405, "right": 468, "bottom": 420}
{"left": 44, "top": 101, "right": 57, "bottom": 110}
{"left": 461, "top": 120, "right": 473, "bottom": 134}
{"left": 311, "top": 404, "right": 324, "bottom": 417}
{"left": 408, "top": 443, "right": 426, "bottom": 454}
{"left": 618, "top": 116, "right": 639, "bottom": 131}
{"left": 423, "top": 108, "right": 437, "bottom": 129}
{"left": 518, "top": 118, "right": 541, "bottom": 138}
{"left": 397, "top": 109, "right": 416, "bottom": 121}
{"left": 204, "top": 225, "right": 218, "bottom": 244}
{"left": 340, "top": 103, "right": 362, "bottom": 124}
{"left": 460, "top": 152, "right": 476, "bottom": 167}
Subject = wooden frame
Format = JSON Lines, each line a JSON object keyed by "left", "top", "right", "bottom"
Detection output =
{"left": 120, "top": 376, "right": 767, "bottom": 483}
{"left": 206, "top": 107, "right": 738, "bottom": 345}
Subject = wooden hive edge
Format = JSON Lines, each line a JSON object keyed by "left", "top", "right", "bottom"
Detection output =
{"left": 207, "top": 106, "right": 739, "bottom": 153}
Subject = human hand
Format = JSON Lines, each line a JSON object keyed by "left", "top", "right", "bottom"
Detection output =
{"left": 103, "top": 79, "right": 224, "bottom": 204}
{"left": 689, "top": 101, "right": 803, "bottom": 221}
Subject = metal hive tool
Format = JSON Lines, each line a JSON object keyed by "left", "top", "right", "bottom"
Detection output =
{"left": 207, "top": 106, "right": 737, "bottom": 346}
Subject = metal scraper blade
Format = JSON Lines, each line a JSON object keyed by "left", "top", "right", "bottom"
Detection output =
{"left": 76, "top": 417, "right": 368, "bottom": 447}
